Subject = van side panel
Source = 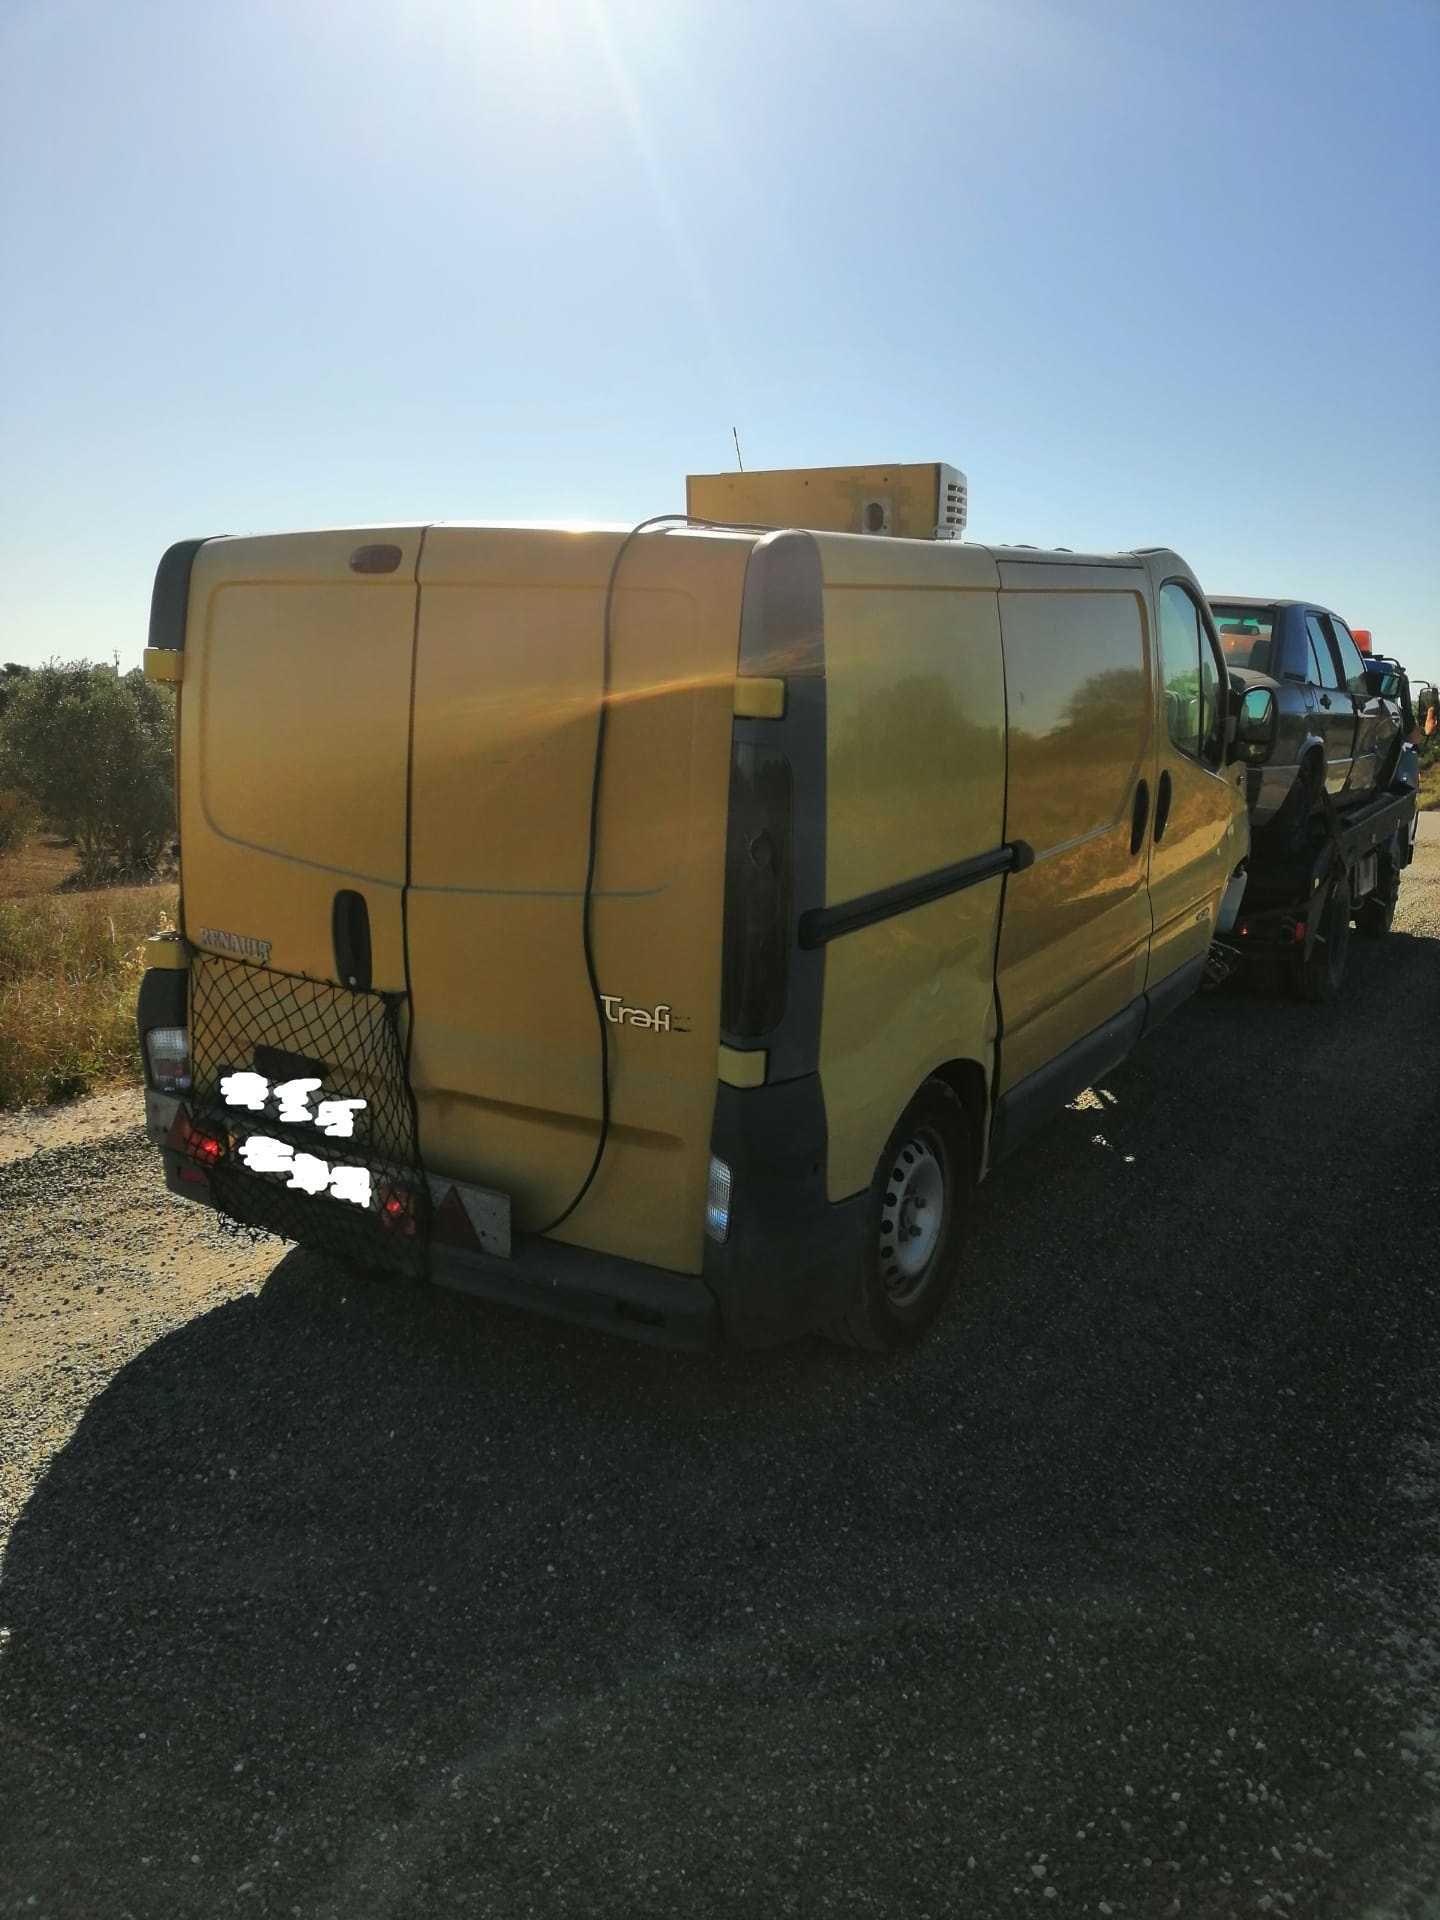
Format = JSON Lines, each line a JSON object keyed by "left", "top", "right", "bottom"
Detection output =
{"left": 404, "top": 527, "right": 750, "bottom": 1274}
{"left": 993, "top": 576, "right": 1154, "bottom": 1095}
{"left": 814, "top": 540, "right": 1007, "bottom": 1203}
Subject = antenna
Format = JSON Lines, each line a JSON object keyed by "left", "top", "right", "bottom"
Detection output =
{"left": 731, "top": 426, "right": 744, "bottom": 473}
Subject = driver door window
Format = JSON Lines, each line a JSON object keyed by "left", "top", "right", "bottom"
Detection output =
{"left": 1329, "top": 619, "right": 1370, "bottom": 700}
{"left": 1329, "top": 615, "right": 1385, "bottom": 791}
{"left": 1305, "top": 614, "right": 1342, "bottom": 691}
{"left": 1304, "top": 613, "right": 1355, "bottom": 792}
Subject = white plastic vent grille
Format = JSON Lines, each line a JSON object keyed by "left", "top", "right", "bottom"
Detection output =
{"left": 936, "top": 464, "right": 968, "bottom": 540}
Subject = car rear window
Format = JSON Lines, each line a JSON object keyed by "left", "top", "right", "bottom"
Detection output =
{"left": 1209, "top": 602, "right": 1279, "bottom": 674}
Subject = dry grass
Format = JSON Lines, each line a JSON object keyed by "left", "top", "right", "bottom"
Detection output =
{"left": 1417, "top": 750, "right": 1440, "bottom": 812}
{"left": 0, "top": 835, "right": 81, "bottom": 899}
{"left": 0, "top": 885, "right": 178, "bottom": 1109}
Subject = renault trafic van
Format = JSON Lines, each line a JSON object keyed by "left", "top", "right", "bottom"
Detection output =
{"left": 138, "top": 468, "right": 1249, "bottom": 1350}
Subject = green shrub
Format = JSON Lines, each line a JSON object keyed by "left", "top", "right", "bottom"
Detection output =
{"left": 0, "top": 788, "right": 30, "bottom": 856}
{"left": 0, "top": 662, "right": 174, "bottom": 879}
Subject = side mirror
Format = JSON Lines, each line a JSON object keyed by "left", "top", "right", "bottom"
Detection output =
{"left": 1231, "top": 685, "right": 1277, "bottom": 765}
{"left": 1364, "top": 665, "right": 1402, "bottom": 700}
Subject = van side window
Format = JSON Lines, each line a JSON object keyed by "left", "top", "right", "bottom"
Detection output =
{"left": 1305, "top": 614, "right": 1342, "bottom": 691}
{"left": 1159, "top": 582, "right": 1223, "bottom": 764}
{"left": 999, "top": 589, "right": 1146, "bottom": 853}
{"left": 1328, "top": 618, "right": 1370, "bottom": 699}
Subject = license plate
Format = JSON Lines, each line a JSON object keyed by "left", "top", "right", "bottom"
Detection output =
{"left": 218, "top": 1069, "right": 373, "bottom": 1207}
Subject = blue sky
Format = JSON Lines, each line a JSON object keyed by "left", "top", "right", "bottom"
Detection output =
{"left": 2, "top": 0, "right": 1437, "bottom": 682}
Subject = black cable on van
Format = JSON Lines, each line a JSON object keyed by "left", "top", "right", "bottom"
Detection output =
{"left": 537, "top": 512, "right": 767, "bottom": 1238}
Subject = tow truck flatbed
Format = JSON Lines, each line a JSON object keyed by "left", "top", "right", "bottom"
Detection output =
{"left": 1223, "top": 778, "right": 1417, "bottom": 1001}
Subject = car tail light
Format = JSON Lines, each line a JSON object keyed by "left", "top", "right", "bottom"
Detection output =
{"left": 145, "top": 1025, "right": 191, "bottom": 1091}
{"left": 720, "top": 742, "right": 793, "bottom": 1038}
{"left": 704, "top": 1155, "right": 733, "bottom": 1244}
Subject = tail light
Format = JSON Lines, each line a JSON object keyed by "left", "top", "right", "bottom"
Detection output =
{"left": 144, "top": 1025, "right": 191, "bottom": 1091}
{"left": 720, "top": 742, "right": 793, "bottom": 1038}
{"left": 173, "top": 1112, "right": 225, "bottom": 1182}
{"left": 704, "top": 1155, "right": 733, "bottom": 1243}
{"left": 377, "top": 1183, "right": 419, "bottom": 1236}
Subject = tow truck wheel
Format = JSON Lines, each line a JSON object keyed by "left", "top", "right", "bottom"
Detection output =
{"left": 1268, "top": 757, "right": 1323, "bottom": 867}
{"left": 1290, "top": 873, "right": 1352, "bottom": 1004}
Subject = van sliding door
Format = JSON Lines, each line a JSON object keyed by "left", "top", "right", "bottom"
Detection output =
{"left": 993, "top": 571, "right": 1156, "bottom": 1096}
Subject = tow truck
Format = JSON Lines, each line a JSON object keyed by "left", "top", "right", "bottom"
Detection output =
{"left": 1217, "top": 674, "right": 1418, "bottom": 1001}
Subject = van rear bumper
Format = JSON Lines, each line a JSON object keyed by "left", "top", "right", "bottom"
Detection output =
{"left": 430, "top": 1075, "right": 867, "bottom": 1347}
{"left": 427, "top": 1236, "right": 721, "bottom": 1351}
{"left": 158, "top": 1135, "right": 723, "bottom": 1349}
{"left": 703, "top": 1075, "right": 867, "bottom": 1347}
{"left": 149, "top": 1071, "right": 864, "bottom": 1352}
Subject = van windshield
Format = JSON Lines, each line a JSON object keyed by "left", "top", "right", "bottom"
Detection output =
{"left": 1210, "top": 602, "right": 1279, "bottom": 674}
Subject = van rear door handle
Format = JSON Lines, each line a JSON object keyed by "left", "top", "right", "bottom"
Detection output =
{"left": 1129, "top": 779, "right": 1150, "bottom": 856}
{"left": 332, "top": 889, "right": 372, "bottom": 991}
{"left": 1153, "top": 769, "right": 1173, "bottom": 843}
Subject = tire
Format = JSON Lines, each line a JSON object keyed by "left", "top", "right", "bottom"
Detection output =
{"left": 827, "top": 1079, "right": 973, "bottom": 1353}
{"left": 1289, "top": 872, "right": 1353, "bottom": 1003}
{"left": 1266, "top": 757, "right": 1323, "bottom": 866}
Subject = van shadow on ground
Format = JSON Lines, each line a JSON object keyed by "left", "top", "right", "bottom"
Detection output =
{"left": 3, "top": 931, "right": 1439, "bottom": 1918}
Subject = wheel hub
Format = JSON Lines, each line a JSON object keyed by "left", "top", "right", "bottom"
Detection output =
{"left": 879, "top": 1134, "right": 945, "bottom": 1302}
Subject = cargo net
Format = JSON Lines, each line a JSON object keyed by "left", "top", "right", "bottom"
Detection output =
{"left": 185, "top": 952, "right": 429, "bottom": 1280}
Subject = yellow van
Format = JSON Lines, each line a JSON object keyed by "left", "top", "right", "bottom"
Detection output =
{"left": 137, "top": 466, "right": 1249, "bottom": 1351}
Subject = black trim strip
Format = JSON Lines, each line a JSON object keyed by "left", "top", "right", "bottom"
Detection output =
{"left": 799, "top": 840, "right": 1034, "bottom": 949}
{"left": 147, "top": 538, "right": 212, "bottom": 651}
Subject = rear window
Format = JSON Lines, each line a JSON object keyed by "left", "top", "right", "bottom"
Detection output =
{"left": 1209, "top": 602, "right": 1279, "bottom": 674}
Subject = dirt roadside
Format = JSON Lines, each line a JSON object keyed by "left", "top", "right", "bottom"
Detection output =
{"left": 2, "top": 825, "right": 1438, "bottom": 1919}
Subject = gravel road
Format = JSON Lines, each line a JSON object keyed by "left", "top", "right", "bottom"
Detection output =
{"left": 3, "top": 821, "right": 1439, "bottom": 1919}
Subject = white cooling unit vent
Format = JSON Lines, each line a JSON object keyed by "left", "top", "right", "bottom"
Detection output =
{"left": 936, "top": 464, "right": 968, "bottom": 540}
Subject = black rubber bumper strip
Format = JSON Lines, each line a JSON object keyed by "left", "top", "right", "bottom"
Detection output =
{"left": 798, "top": 840, "right": 1034, "bottom": 949}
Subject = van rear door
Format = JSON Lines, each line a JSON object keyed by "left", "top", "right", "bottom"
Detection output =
{"left": 404, "top": 526, "right": 751, "bottom": 1274}
{"left": 179, "top": 529, "right": 425, "bottom": 988}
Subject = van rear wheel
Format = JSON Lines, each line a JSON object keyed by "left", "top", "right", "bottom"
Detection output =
{"left": 827, "top": 1079, "right": 972, "bottom": 1352}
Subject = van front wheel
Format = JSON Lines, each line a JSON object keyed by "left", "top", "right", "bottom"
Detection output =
{"left": 828, "top": 1079, "right": 973, "bottom": 1353}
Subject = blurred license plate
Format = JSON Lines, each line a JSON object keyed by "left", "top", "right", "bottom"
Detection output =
{"left": 219, "top": 1070, "right": 372, "bottom": 1206}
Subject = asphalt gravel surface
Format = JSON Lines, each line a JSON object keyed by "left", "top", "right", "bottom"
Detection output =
{"left": 3, "top": 819, "right": 1439, "bottom": 1919}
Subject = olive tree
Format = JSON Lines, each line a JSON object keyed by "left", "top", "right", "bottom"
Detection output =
{"left": 0, "top": 661, "right": 175, "bottom": 876}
